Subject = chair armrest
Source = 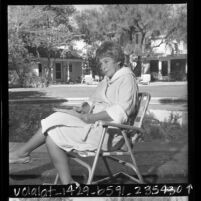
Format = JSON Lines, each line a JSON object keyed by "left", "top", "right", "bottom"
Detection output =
{"left": 100, "top": 121, "right": 144, "bottom": 134}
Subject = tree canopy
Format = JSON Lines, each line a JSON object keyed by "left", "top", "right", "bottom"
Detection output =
{"left": 8, "top": 4, "right": 187, "bottom": 83}
{"left": 75, "top": 4, "right": 187, "bottom": 56}
{"left": 74, "top": 4, "right": 187, "bottom": 76}
{"left": 8, "top": 5, "right": 78, "bottom": 84}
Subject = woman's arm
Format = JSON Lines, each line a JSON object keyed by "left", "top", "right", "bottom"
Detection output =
{"left": 80, "top": 111, "right": 113, "bottom": 124}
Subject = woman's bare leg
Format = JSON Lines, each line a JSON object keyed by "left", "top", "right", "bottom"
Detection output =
{"left": 45, "top": 136, "right": 73, "bottom": 184}
{"left": 10, "top": 128, "right": 45, "bottom": 158}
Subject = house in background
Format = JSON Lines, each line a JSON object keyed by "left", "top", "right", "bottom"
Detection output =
{"left": 142, "top": 36, "right": 187, "bottom": 81}
{"left": 143, "top": 53, "right": 187, "bottom": 81}
{"left": 33, "top": 48, "right": 83, "bottom": 84}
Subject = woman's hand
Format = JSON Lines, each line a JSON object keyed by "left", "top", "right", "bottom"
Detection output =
{"left": 72, "top": 106, "right": 82, "bottom": 113}
{"left": 73, "top": 102, "right": 91, "bottom": 114}
{"left": 80, "top": 114, "right": 91, "bottom": 123}
{"left": 81, "top": 102, "right": 91, "bottom": 114}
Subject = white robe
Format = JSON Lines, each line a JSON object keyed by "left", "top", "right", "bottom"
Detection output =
{"left": 41, "top": 67, "right": 138, "bottom": 151}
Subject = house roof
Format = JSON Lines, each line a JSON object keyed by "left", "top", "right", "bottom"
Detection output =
{"left": 146, "top": 53, "right": 187, "bottom": 61}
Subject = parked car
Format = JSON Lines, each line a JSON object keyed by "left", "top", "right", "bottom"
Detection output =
{"left": 82, "top": 74, "right": 99, "bottom": 85}
{"left": 140, "top": 74, "right": 151, "bottom": 85}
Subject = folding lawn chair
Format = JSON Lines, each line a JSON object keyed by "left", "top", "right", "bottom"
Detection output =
{"left": 54, "top": 92, "right": 151, "bottom": 184}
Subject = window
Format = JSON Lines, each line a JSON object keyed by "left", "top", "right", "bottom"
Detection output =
{"left": 69, "top": 63, "right": 72, "bottom": 72}
{"left": 150, "top": 60, "right": 159, "bottom": 72}
{"left": 55, "top": 63, "right": 61, "bottom": 79}
{"left": 38, "top": 63, "right": 42, "bottom": 73}
{"left": 38, "top": 63, "right": 42, "bottom": 76}
{"left": 162, "top": 61, "right": 168, "bottom": 76}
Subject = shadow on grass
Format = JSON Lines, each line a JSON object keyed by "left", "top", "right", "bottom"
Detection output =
{"left": 9, "top": 90, "right": 68, "bottom": 103}
{"left": 9, "top": 143, "right": 188, "bottom": 184}
{"left": 9, "top": 102, "right": 72, "bottom": 142}
{"left": 9, "top": 162, "right": 54, "bottom": 184}
{"left": 142, "top": 143, "right": 188, "bottom": 183}
{"left": 9, "top": 91, "right": 47, "bottom": 99}
{"left": 159, "top": 98, "right": 187, "bottom": 104}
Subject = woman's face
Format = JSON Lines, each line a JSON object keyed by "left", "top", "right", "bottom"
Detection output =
{"left": 99, "top": 57, "right": 120, "bottom": 78}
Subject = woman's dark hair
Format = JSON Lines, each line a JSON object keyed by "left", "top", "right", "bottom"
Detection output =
{"left": 96, "top": 41, "right": 125, "bottom": 67}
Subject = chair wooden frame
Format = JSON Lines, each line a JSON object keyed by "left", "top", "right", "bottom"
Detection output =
{"left": 54, "top": 92, "right": 151, "bottom": 184}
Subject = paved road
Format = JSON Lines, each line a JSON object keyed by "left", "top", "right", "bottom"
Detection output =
{"left": 9, "top": 82, "right": 187, "bottom": 100}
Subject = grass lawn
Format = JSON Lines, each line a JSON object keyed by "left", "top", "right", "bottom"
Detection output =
{"left": 9, "top": 102, "right": 62, "bottom": 142}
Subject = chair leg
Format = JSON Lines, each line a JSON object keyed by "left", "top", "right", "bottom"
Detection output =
{"left": 88, "top": 127, "right": 107, "bottom": 184}
{"left": 102, "top": 155, "right": 143, "bottom": 183}
{"left": 54, "top": 156, "right": 93, "bottom": 184}
{"left": 122, "top": 131, "right": 144, "bottom": 183}
{"left": 71, "top": 157, "right": 93, "bottom": 184}
{"left": 54, "top": 173, "right": 59, "bottom": 184}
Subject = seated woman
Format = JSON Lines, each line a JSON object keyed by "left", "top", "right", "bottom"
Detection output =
{"left": 9, "top": 41, "right": 139, "bottom": 184}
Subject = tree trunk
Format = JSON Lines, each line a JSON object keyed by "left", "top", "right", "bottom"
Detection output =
{"left": 133, "top": 56, "right": 142, "bottom": 77}
{"left": 124, "top": 54, "right": 130, "bottom": 67}
{"left": 134, "top": 32, "right": 146, "bottom": 77}
{"left": 47, "top": 67, "right": 52, "bottom": 86}
{"left": 15, "top": 68, "right": 24, "bottom": 87}
{"left": 46, "top": 54, "right": 53, "bottom": 86}
{"left": 141, "top": 32, "right": 146, "bottom": 54}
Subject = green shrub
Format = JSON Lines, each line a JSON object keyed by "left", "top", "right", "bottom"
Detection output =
{"left": 9, "top": 70, "right": 21, "bottom": 88}
{"left": 22, "top": 75, "right": 48, "bottom": 88}
{"left": 142, "top": 112, "right": 188, "bottom": 143}
{"left": 9, "top": 70, "right": 48, "bottom": 88}
{"left": 170, "top": 71, "right": 186, "bottom": 81}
